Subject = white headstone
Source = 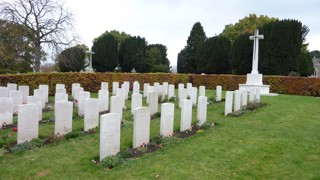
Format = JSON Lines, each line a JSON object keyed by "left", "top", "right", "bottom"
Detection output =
{"left": 133, "top": 81, "right": 140, "bottom": 94}
{"left": 163, "top": 82, "right": 169, "bottom": 97}
{"left": 224, "top": 91, "right": 233, "bottom": 116}
{"left": 98, "top": 89, "right": 109, "bottom": 112}
{"left": 241, "top": 90, "right": 248, "bottom": 108}
{"left": 56, "top": 84, "right": 65, "bottom": 90}
{"left": 34, "top": 89, "right": 45, "bottom": 109}
{"left": 131, "top": 93, "right": 142, "bottom": 114}
{"left": 178, "top": 83, "right": 184, "bottom": 90}
{"left": 234, "top": 90, "right": 241, "bottom": 112}
{"left": 101, "top": 82, "right": 108, "bottom": 90}
{"left": 74, "top": 87, "right": 84, "bottom": 101}
{"left": 27, "top": 95, "right": 42, "bottom": 121}
{"left": 133, "top": 107, "right": 150, "bottom": 148}
{"left": 143, "top": 83, "right": 150, "bottom": 97}
{"left": 18, "top": 86, "right": 29, "bottom": 104}
{"left": 39, "top": 85, "right": 49, "bottom": 103}
{"left": 146, "top": 86, "right": 154, "bottom": 104}
{"left": 17, "top": 104, "right": 39, "bottom": 144}
{"left": 0, "top": 87, "right": 8, "bottom": 97}
{"left": 56, "top": 88, "right": 66, "bottom": 94}
{"left": 199, "top": 86, "right": 206, "bottom": 97}
{"left": 78, "top": 91, "right": 90, "bottom": 116}
{"left": 158, "top": 85, "right": 165, "bottom": 102}
{"left": 9, "top": 90, "right": 22, "bottom": 114}
{"left": 0, "top": 98, "right": 13, "bottom": 125}
{"left": 123, "top": 81, "right": 130, "bottom": 100}
{"left": 187, "top": 83, "right": 192, "bottom": 97}
{"left": 168, "top": 84, "right": 175, "bottom": 100}
{"left": 116, "top": 88, "right": 126, "bottom": 109}
{"left": 190, "top": 87, "right": 198, "bottom": 105}
{"left": 54, "top": 101, "right": 73, "bottom": 136}
{"left": 112, "top": 82, "right": 119, "bottom": 96}
{"left": 178, "top": 88, "right": 187, "bottom": 108}
{"left": 216, "top": 86, "right": 222, "bottom": 102}
{"left": 180, "top": 99, "right": 192, "bottom": 131}
{"left": 197, "top": 96, "right": 207, "bottom": 126}
{"left": 154, "top": 82, "right": 160, "bottom": 95}
{"left": 110, "top": 96, "right": 123, "bottom": 120}
{"left": 160, "top": 103, "right": 174, "bottom": 137}
{"left": 55, "top": 93, "right": 68, "bottom": 103}
{"left": 84, "top": 98, "right": 99, "bottom": 131}
{"left": 7, "top": 83, "right": 17, "bottom": 92}
{"left": 100, "top": 113, "right": 121, "bottom": 161}
{"left": 149, "top": 92, "right": 158, "bottom": 116}
{"left": 71, "top": 83, "right": 81, "bottom": 98}
{"left": 249, "top": 88, "right": 256, "bottom": 103}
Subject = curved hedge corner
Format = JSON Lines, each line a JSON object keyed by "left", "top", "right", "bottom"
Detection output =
{"left": 0, "top": 72, "right": 319, "bottom": 96}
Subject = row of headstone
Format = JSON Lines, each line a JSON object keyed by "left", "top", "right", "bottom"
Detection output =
{"left": 224, "top": 88, "right": 261, "bottom": 115}
{"left": 100, "top": 95, "right": 208, "bottom": 161}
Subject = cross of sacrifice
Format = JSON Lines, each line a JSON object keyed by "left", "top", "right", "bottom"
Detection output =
{"left": 249, "top": 29, "right": 264, "bottom": 74}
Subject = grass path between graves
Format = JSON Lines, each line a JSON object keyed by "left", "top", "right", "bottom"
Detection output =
{"left": 0, "top": 90, "right": 320, "bottom": 179}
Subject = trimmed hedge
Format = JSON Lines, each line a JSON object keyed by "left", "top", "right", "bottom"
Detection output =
{"left": 0, "top": 72, "right": 319, "bottom": 96}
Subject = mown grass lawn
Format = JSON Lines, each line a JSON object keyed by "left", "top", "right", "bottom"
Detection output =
{"left": 0, "top": 90, "right": 319, "bottom": 179}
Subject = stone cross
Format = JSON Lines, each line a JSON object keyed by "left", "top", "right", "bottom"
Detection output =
{"left": 249, "top": 29, "right": 264, "bottom": 74}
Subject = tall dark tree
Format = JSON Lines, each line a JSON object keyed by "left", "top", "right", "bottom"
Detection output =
{"left": 0, "top": 0, "right": 76, "bottom": 72}
{"left": 230, "top": 33, "right": 253, "bottom": 74}
{"left": 146, "top": 44, "right": 170, "bottom": 72}
{"left": 92, "top": 33, "right": 119, "bottom": 72}
{"left": 56, "top": 45, "right": 86, "bottom": 72}
{"left": 118, "top": 36, "right": 148, "bottom": 72}
{"left": 177, "top": 22, "right": 206, "bottom": 73}
{"left": 198, "top": 36, "right": 231, "bottom": 74}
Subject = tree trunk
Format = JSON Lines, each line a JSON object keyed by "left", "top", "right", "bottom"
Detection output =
{"left": 34, "top": 44, "right": 41, "bottom": 72}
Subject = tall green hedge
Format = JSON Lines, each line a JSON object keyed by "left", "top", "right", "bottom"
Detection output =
{"left": 0, "top": 73, "right": 319, "bottom": 96}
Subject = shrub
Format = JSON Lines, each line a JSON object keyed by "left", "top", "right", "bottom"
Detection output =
{"left": 65, "top": 131, "right": 83, "bottom": 140}
{"left": 199, "top": 121, "right": 213, "bottom": 130}
{"left": 100, "top": 154, "right": 124, "bottom": 169}
{"left": 119, "top": 149, "right": 132, "bottom": 159}
{"left": 11, "top": 138, "right": 45, "bottom": 153}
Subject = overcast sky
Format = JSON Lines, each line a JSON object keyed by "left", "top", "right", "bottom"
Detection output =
{"left": 65, "top": 0, "right": 320, "bottom": 66}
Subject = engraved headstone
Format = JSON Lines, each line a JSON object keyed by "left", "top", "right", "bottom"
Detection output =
{"left": 234, "top": 90, "right": 241, "bottom": 112}
{"left": 110, "top": 96, "right": 123, "bottom": 120}
{"left": 149, "top": 92, "right": 158, "bottom": 116}
{"left": 178, "top": 88, "right": 187, "bottom": 108}
{"left": 17, "top": 104, "right": 39, "bottom": 144}
{"left": 74, "top": 87, "right": 84, "bottom": 101}
{"left": 27, "top": 95, "right": 42, "bottom": 121}
{"left": 98, "top": 89, "right": 109, "bottom": 113}
{"left": 131, "top": 93, "right": 142, "bottom": 114}
{"left": 101, "top": 82, "right": 108, "bottom": 90}
{"left": 224, "top": 91, "right": 233, "bottom": 115}
{"left": 78, "top": 91, "right": 90, "bottom": 116}
{"left": 84, "top": 98, "right": 99, "bottom": 131}
{"left": 39, "top": 85, "right": 49, "bottom": 103}
{"left": 197, "top": 96, "right": 207, "bottom": 126}
{"left": 9, "top": 90, "right": 22, "bottom": 114}
{"left": 55, "top": 93, "right": 68, "bottom": 103}
{"left": 168, "top": 84, "right": 175, "bottom": 100}
{"left": 56, "top": 84, "right": 65, "bottom": 90}
{"left": 216, "top": 86, "right": 222, "bottom": 102}
{"left": 190, "top": 87, "right": 198, "bottom": 105}
{"left": 34, "top": 89, "right": 46, "bottom": 109}
{"left": 56, "top": 88, "right": 66, "bottom": 94}
{"left": 7, "top": 83, "right": 17, "bottom": 92}
{"left": 163, "top": 82, "right": 169, "bottom": 97}
{"left": 249, "top": 88, "right": 255, "bottom": 103}
{"left": 160, "top": 103, "right": 174, "bottom": 137}
{"left": 100, "top": 113, "right": 121, "bottom": 161}
{"left": 241, "top": 90, "right": 248, "bottom": 108}
{"left": 0, "top": 98, "right": 13, "bottom": 125}
{"left": 18, "top": 86, "right": 29, "bottom": 104}
{"left": 199, "top": 86, "right": 206, "bottom": 97}
{"left": 112, "top": 82, "right": 119, "bottom": 96}
{"left": 72, "top": 83, "right": 81, "bottom": 98}
{"left": 133, "top": 81, "right": 140, "bottom": 94}
{"left": 133, "top": 107, "right": 150, "bottom": 148}
{"left": 143, "top": 83, "right": 150, "bottom": 97}
{"left": 54, "top": 101, "right": 73, "bottom": 136}
{"left": 180, "top": 99, "right": 192, "bottom": 131}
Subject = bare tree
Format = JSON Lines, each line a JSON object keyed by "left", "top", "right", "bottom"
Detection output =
{"left": 0, "top": 0, "right": 76, "bottom": 72}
